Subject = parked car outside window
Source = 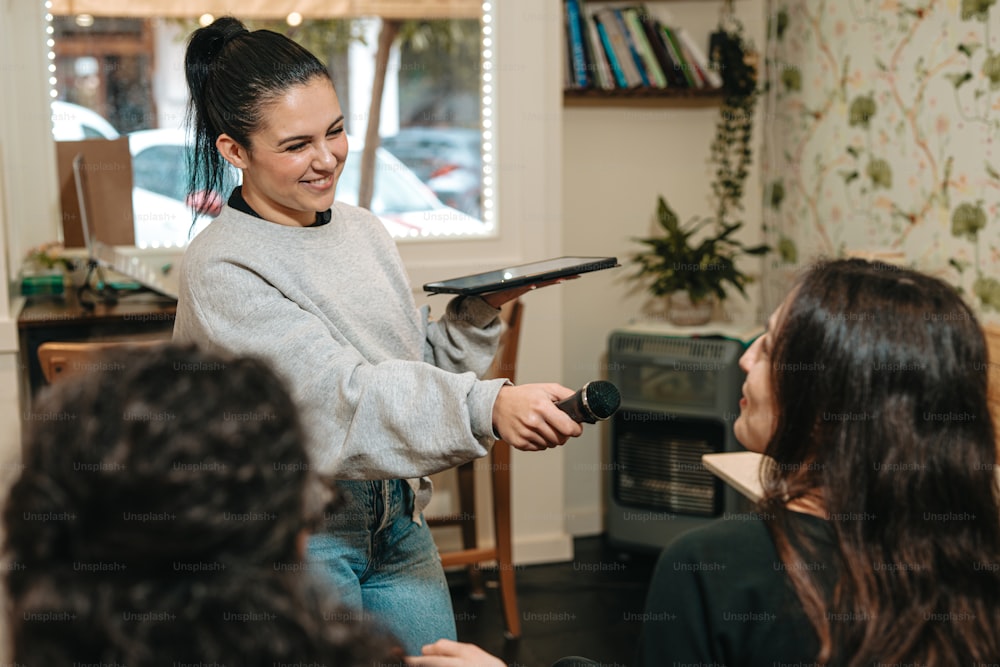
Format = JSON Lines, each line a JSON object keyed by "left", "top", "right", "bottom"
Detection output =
{"left": 51, "top": 100, "right": 121, "bottom": 141}
{"left": 128, "top": 128, "right": 484, "bottom": 247}
{"left": 380, "top": 127, "right": 482, "bottom": 219}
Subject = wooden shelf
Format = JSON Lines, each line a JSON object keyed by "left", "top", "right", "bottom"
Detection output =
{"left": 563, "top": 87, "right": 725, "bottom": 108}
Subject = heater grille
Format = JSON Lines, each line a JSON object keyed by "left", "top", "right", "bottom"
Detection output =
{"left": 610, "top": 333, "right": 732, "bottom": 362}
{"left": 613, "top": 412, "right": 723, "bottom": 517}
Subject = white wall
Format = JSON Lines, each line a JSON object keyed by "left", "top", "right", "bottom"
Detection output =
{"left": 0, "top": 0, "right": 60, "bottom": 486}
{"left": 408, "top": 0, "right": 573, "bottom": 564}
{"left": 560, "top": 0, "right": 767, "bottom": 535}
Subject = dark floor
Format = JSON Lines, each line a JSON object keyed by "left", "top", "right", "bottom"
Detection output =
{"left": 445, "top": 535, "right": 660, "bottom": 667}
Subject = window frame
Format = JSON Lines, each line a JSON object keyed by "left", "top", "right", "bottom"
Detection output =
{"left": 1, "top": 0, "right": 563, "bottom": 303}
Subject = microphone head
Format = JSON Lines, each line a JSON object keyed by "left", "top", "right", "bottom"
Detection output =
{"left": 583, "top": 380, "right": 621, "bottom": 421}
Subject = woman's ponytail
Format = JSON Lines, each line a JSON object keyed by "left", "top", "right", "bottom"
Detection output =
{"left": 182, "top": 16, "right": 328, "bottom": 231}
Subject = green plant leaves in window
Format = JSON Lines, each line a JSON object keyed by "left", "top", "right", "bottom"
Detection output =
{"left": 951, "top": 201, "right": 987, "bottom": 240}
{"left": 866, "top": 158, "right": 892, "bottom": 189}
{"left": 849, "top": 95, "right": 877, "bottom": 127}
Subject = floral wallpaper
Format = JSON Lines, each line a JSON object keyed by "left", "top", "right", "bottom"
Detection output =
{"left": 760, "top": 0, "right": 1000, "bottom": 318}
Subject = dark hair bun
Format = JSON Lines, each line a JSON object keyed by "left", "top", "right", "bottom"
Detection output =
{"left": 210, "top": 16, "right": 249, "bottom": 44}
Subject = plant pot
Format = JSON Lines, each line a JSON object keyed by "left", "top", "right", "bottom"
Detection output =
{"left": 667, "top": 292, "right": 715, "bottom": 326}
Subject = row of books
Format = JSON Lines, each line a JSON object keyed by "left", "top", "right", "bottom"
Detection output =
{"left": 563, "top": 1, "right": 723, "bottom": 92}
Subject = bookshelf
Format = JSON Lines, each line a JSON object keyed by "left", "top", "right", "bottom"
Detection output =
{"left": 563, "top": 87, "right": 723, "bottom": 108}
{"left": 563, "top": 0, "right": 727, "bottom": 108}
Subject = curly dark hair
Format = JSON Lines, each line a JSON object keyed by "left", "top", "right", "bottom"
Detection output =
{"left": 4, "top": 343, "right": 402, "bottom": 666}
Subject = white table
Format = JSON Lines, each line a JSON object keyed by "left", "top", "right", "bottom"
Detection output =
{"left": 702, "top": 450, "right": 1000, "bottom": 504}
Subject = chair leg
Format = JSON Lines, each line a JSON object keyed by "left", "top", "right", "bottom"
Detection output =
{"left": 455, "top": 460, "right": 485, "bottom": 599}
{"left": 491, "top": 439, "right": 521, "bottom": 638}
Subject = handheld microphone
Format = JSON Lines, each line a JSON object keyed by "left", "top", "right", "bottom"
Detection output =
{"left": 554, "top": 380, "right": 621, "bottom": 424}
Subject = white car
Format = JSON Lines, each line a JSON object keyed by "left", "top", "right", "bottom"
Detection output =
{"left": 51, "top": 100, "right": 120, "bottom": 141}
{"left": 338, "top": 136, "right": 485, "bottom": 239}
{"left": 128, "top": 128, "right": 216, "bottom": 248}
{"left": 48, "top": 105, "right": 201, "bottom": 248}
{"left": 127, "top": 128, "right": 485, "bottom": 247}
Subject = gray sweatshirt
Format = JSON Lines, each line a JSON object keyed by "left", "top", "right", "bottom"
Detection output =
{"left": 172, "top": 202, "right": 507, "bottom": 517}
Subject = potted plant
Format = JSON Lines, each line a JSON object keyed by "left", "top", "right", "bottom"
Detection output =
{"left": 627, "top": 7, "right": 768, "bottom": 326}
{"left": 628, "top": 196, "right": 770, "bottom": 325}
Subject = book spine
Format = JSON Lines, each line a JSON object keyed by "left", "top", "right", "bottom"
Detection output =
{"left": 674, "top": 33, "right": 707, "bottom": 88}
{"left": 582, "top": 7, "right": 615, "bottom": 89}
{"left": 675, "top": 25, "right": 722, "bottom": 88}
{"left": 659, "top": 23, "right": 696, "bottom": 88}
{"left": 639, "top": 13, "right": 684, "bottom": 89}
{"left": 563, "top": 7, "right": 577, "bottom": 89}
{"left": 612, "top": 8, "right": 650, "bottom": 87}
{"left": 623, "top": 8, "right": 667, "bottom": 88}
{"left": 565, "top": 0, "right": 591, "bottom": 88}
{"left": 594, "top": 15, "right": 628, "bottom": 88}
{"left": 595, "top": 8, "right": 642, "bottom": 88}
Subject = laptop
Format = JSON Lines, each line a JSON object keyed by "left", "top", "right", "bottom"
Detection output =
{"left": 69, "top": 147, "right": 180, "bottom": 300}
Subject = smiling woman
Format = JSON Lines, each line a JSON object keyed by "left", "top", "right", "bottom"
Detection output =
{"left": 208, "top": 81, "right": 348, "bottom": 228}
{"left": 44, "top": 5, "right": 493, "bottom": 246}
{"left": 169, "top": 15, "right": 584, "bottom": 657}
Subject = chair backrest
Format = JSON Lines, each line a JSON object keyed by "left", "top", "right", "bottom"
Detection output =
{"left": 984, "top": 324, "right": 1000, "bottom": 442}
{"left": 487, "top": 299, "right": 523, "bottom": 384}
{"left": 37, "top": 340, "right": 165, "bottom": 384}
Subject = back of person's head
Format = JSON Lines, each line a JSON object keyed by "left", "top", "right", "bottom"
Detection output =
{"left": 4, "top": 343, "right": 400, "bottom": 666}
{"left": 761, "top": 258, "right": 1000, "bottom": 665}
{"left": 184, "top": 16, "right": 332, "bottom": 212}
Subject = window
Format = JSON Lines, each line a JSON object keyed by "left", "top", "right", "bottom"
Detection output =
{"left": 47, "top": 6, "right": 494, "bottom": 247}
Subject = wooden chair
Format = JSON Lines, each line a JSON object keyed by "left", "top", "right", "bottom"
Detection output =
{"left": 427, "top": 299, "right": 523, "bottom": 638}
{"left": 37, "top": 339, "right": 166, "bottom": 384}
{"left": 983, "top": 324, "right": 1000, "bottom": 441}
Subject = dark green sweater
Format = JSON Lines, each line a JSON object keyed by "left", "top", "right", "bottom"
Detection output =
{"left": 637, "top": 511, "right": 836, "bottom": 666}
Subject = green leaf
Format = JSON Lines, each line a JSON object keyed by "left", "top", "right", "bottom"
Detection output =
{"left": 848, "top": 95, "right": 877, "bottom": 127}
{"left": 951, "top": 201, "right": 987, "bottom": 240}
{"left": 767, "top": 180, "right": 785, "bottom": 210}
{"left": 945, "top": 71, "right": 974, "bottom": 89}
{"left": 961, "top": 0, "right": 997, "bottom": 22}
{"left": 974, "top": 275, "right": 1000, "bottom": 311}
{"left": 958, "top": 42, "right": 981, "bottom": 57}
{"left": 777, "top": 236, "right": 798, "bottom": 263}
{"left": 982, "top": 52, "right": 1000, "bottom": 88}
{"left": 841, "top": 170, "right": 860, "bottom": 184}
{"left": 866, "top": 158, "right": 893, "bottom": 189}
{"left": 986, "top": 161, "right": 1000, "bottom": 181}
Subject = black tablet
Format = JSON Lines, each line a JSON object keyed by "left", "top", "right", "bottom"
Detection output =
{"left": 423, "top": 256, "right": 620, "bottom": 295}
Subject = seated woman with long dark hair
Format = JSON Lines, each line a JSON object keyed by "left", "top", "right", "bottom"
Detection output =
{"left": 3, "top": 344, "right": 403, "bottom": 666}
{"left": 408, "top": 258, "right": 1000, "bottom": 667}
{"left": 637, "top": 257, "right": 1000, "bottom": 665}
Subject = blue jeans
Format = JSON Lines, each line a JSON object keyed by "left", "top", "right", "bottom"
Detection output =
{"left": 306, "top": 479, "right": 457, "bottom": 654}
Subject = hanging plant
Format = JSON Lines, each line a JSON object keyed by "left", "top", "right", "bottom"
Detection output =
{"left": 709, "top": 7, "right": 759, "bottom": 228}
